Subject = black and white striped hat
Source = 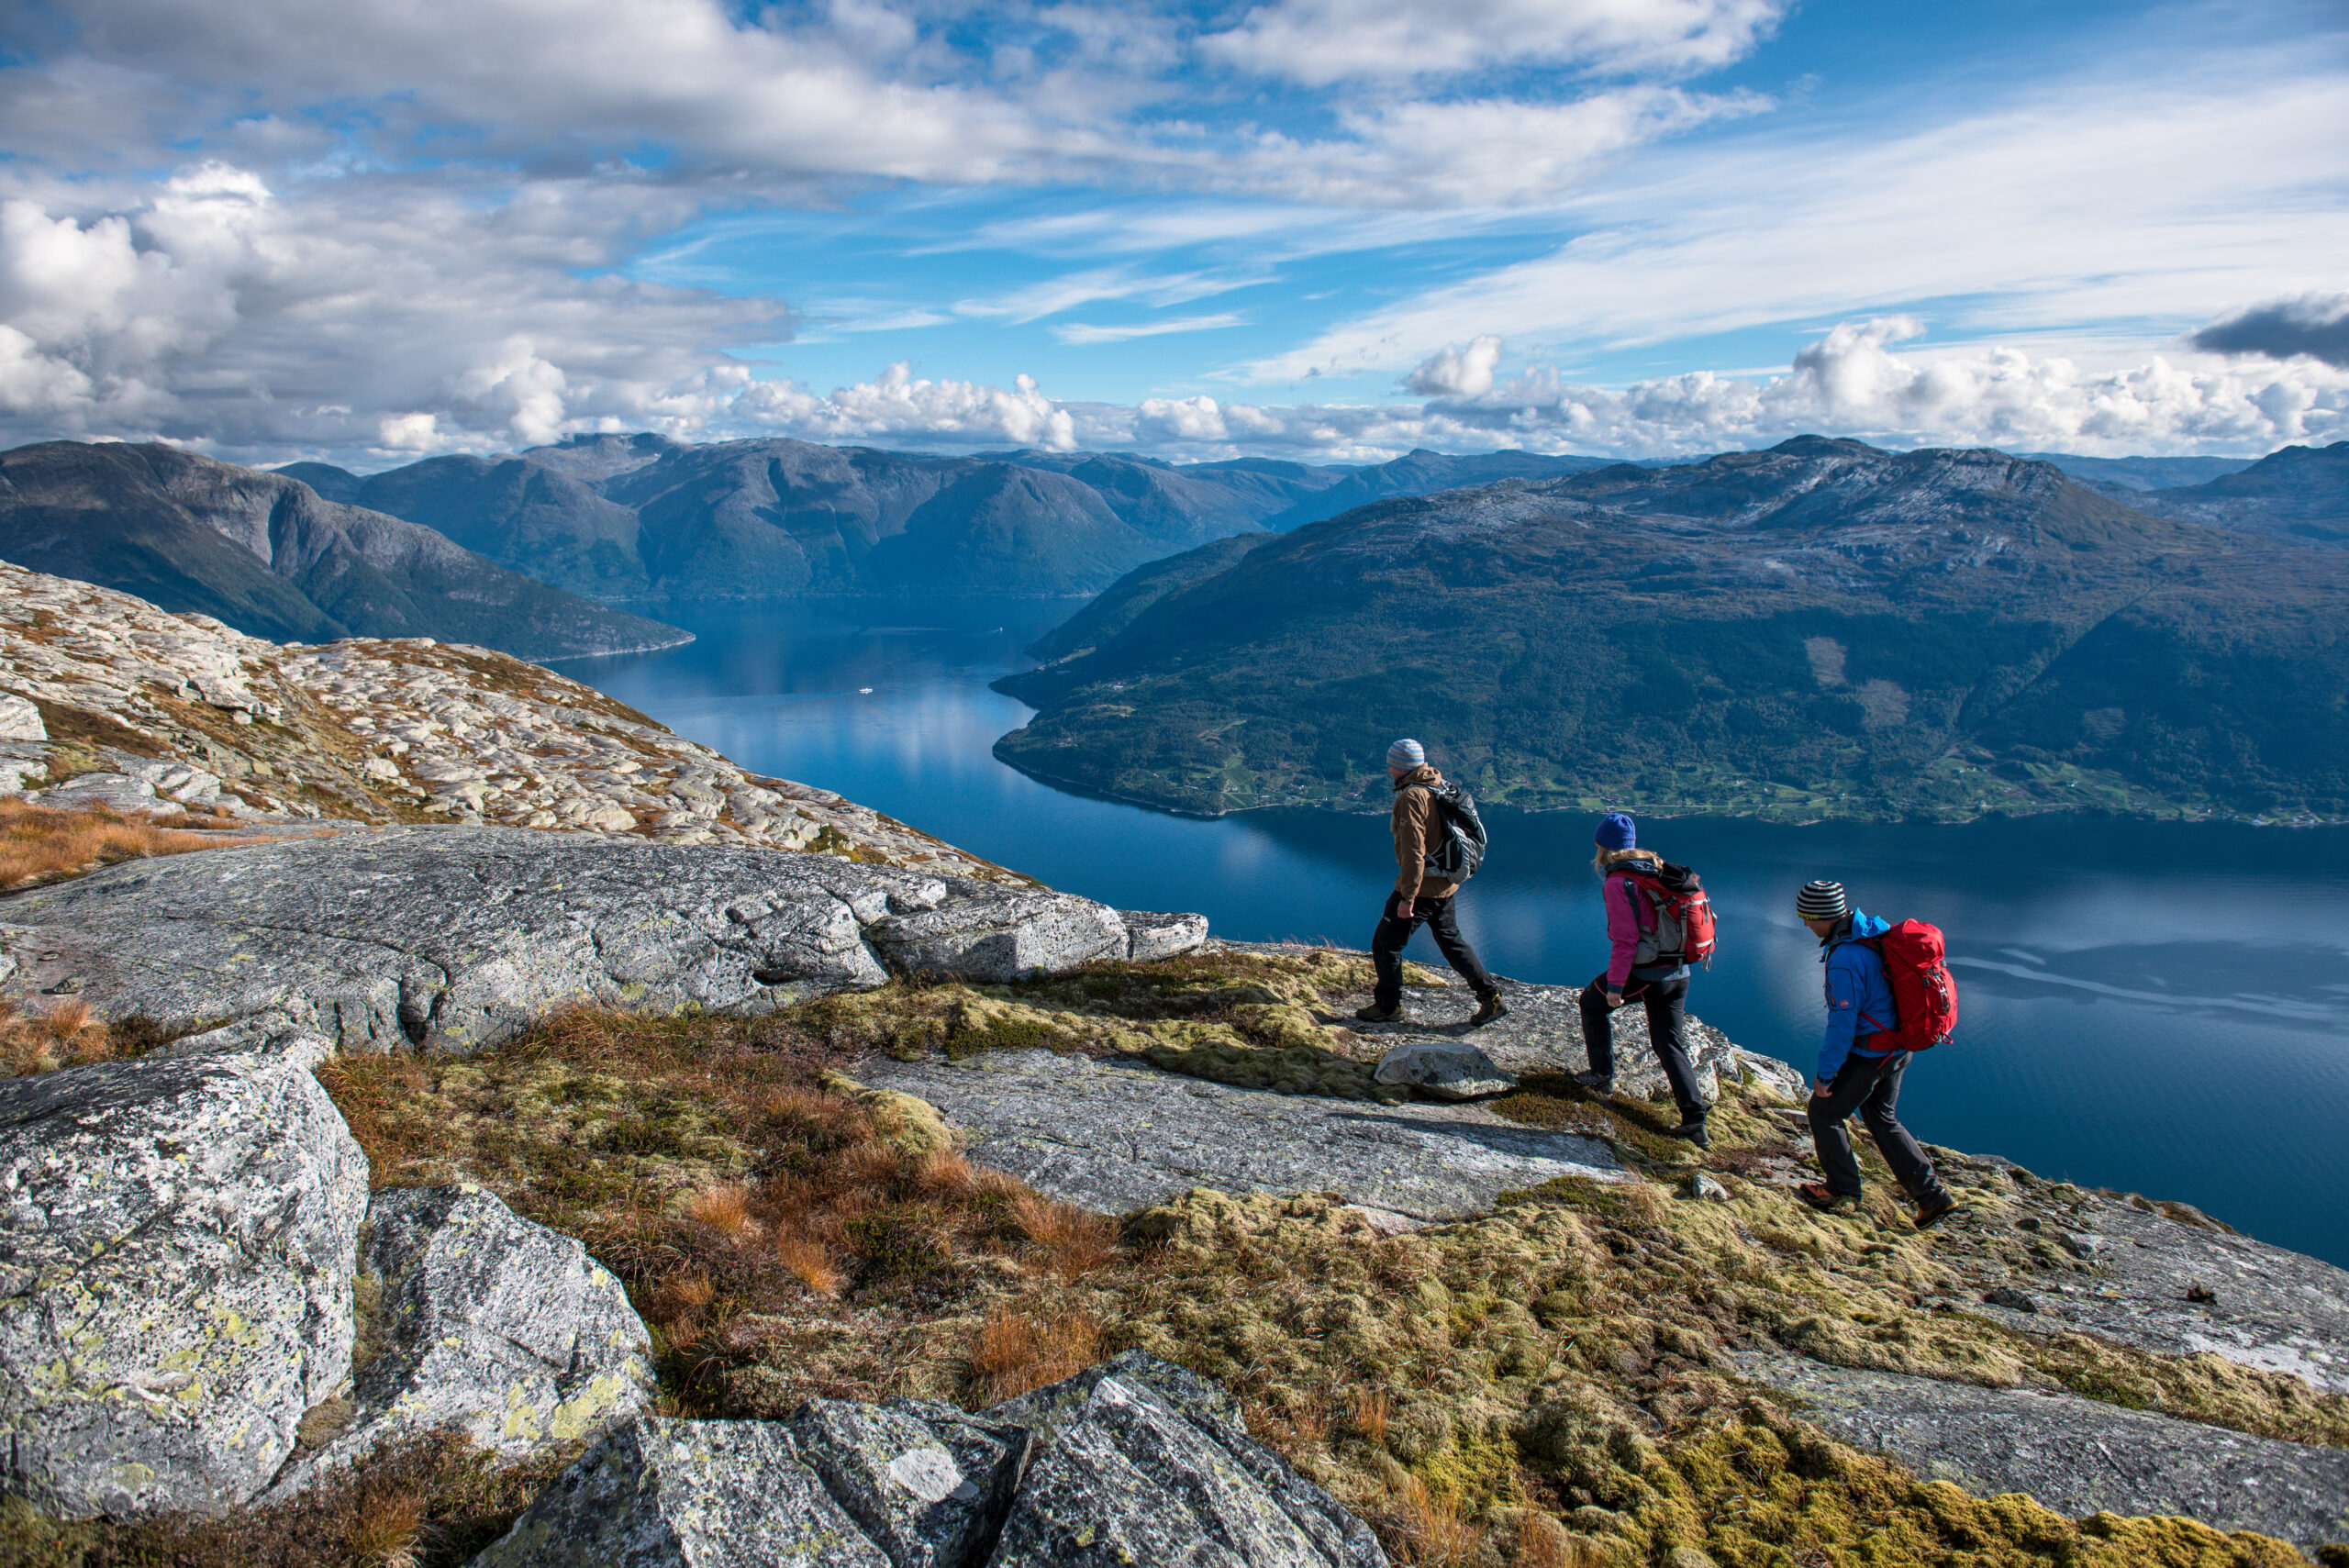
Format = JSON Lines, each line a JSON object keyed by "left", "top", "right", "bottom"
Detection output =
{"left": 1796, "top": 880, "right": 1850, "bottom": 920}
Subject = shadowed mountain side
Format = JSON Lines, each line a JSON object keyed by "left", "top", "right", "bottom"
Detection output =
{"left": 2125, "top": 440, "right": 2349, "bottom": 547}
{"left": 1025, "top": 531, "right": 1283, "bottom": 662}
{"left": 1, "top": 443, "right": 688, "bottom": 660}
{"left": 995, "top": 438, "right": 2349, "bottom": 821}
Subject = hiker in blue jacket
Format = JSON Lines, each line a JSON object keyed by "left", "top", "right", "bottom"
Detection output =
{"left": 1793, "top": 879, "right": 1956, "bottom": 1228}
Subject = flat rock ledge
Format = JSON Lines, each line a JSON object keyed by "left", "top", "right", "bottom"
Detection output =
{"left": 0, "top": 827, "right": 1207, "bottom": 1053}
{"left": 855, "top": 1048, "right": 1627, "bottom": 1222}
{"left": 470, "top": 1352, "right": 1387, "bottom": 1568}
{"left": 1741, "top": 1352, "right": 2349, "bottom": 1556}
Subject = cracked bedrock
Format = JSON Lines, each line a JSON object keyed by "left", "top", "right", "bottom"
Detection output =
{"left": 0, "top": 827, "right": 1204, "bottom": 1052}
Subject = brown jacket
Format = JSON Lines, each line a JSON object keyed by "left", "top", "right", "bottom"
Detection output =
{"left": 1390, "top": 765, "right": 1459, "bottom": 901}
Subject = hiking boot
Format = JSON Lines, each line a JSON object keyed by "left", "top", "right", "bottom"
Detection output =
{"left": 1796, "top": 1182, "right": 1854, "bottom": 1213}
{"left": 1468, "top": 993, "right": 1509, "bottom": 1027}
{"left": 1664, "top": 1119, "right": 1710, "bottom": 1150}
{"left": 1353, "top": 1002, "right": 1405, "bottom": 1023}
{"left": 1571, "top": 1070, "right": 1614, "bottom": 1095}
{"left": 1913, "top": 1192, "right": 1962, "bottom": 1230}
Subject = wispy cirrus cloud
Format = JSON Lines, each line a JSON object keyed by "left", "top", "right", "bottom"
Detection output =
{"left": 1052, "top": 314, "right": 1246, "bottom": 345}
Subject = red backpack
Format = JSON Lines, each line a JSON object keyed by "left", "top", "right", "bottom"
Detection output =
{"left": 1856, "top": 919, "right": 1958, "bottom": 1051}
{"left": 1620, "top": 862, "right": 1719, "bottom": 967}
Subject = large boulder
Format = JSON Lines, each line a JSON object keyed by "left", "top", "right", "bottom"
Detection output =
{"left": 469, "top": 1417, "right": 895, "bottom": 1567}
{"left": 984, "top": 1351, "right": 1388, "bottom": 1567}
{"left": 0, "top": 1041, "right": 367, "bottom": 1517}
{"left": 266, "top": 1184, "right": 654, "bottom": 1500}
{"left": 0, "top": 828, "right": 1204, "bottom": 1054}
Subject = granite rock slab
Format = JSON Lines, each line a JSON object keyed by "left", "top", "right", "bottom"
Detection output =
{"left": 1740, "top": 1351, "right": 2349, "bottom": 1554}
{"left": 0, "top": 827, "right": 1203, "bottom": 1054}
{"left": 1956, "top": 1174, "right": 2349, "bottom": 1398}
{"left": 267, "top": 1184, "right": 655, "bottom": 1501}
{"left": 984, "top": 1352, "right": 1387, "bottom": 1568}
{"left": 469, "top": 1416, "right": 891, "bottom": 1568}
{"left": 788, "top": 1398, "right": 1030, "bottom": 1568}
{"left": 854, "top": 1049, "right": 1626, "bottom": 1221}
{"left": 0, "top": 1046, "right": 368, "bottom": 1517}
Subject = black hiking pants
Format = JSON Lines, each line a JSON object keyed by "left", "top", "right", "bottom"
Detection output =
{"left": 1372, "top": 895, "right": 1497, "bottom": 1009}
{"left": 1807, "top": 1050, "right": 1949, "bottom": 1204}
{"left": 1578, "top": 975, "right": 1706, "bottom": 1124}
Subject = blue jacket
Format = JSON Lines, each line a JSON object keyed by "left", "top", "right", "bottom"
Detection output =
{"left": 1818, "top": 911, "right": 1898, "bottom": 1083}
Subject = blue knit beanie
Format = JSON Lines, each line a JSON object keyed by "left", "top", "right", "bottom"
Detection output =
{"left": 1386, "top": 738, "right": 1425, "bottom": 770}
{"left": 1594, "top": 812, "right": 1636, "bottom": 851}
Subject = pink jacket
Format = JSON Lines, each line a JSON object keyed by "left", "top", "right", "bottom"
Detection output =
{"left": 1603, "top": 866, "right": 1656, "bottom": 990}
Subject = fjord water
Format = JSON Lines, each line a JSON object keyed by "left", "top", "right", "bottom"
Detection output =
{"left": 558, "top": 597, "right": 2349, "bottom": 1267}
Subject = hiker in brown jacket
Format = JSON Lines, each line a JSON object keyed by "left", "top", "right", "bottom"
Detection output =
{"left": 1356, "top": 739, "right": 1506, "bottom": 1027}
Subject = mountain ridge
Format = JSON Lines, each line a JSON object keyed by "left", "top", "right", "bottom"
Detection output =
{"left": 0, "top": 442, "right": 688, "bottom": 660}
{"left": 995, "top": 437, "right": 2349, "bottom": 822}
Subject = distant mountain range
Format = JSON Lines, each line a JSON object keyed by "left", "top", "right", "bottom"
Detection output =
{"left": 2115, "top": 440, "right": 2349, "bottom": 547}
{"left": 272, "top": 439, "right": 1622, "bottom": 603}
{"left": 0, "top": 442, "right": 687, "bottom": 659}
{"left": 996, "top": 438, "right": 2349, "bottom": 822}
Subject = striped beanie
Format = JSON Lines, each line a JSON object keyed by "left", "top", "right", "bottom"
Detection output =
{"left": 1386, "top": 738, "right": 1425, "bottom": 770}
{"left": 1796, "top": 880, "right": 1850, "bottom": 920}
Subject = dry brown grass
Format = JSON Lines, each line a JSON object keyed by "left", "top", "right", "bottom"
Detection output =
{"left": 1347, "top": 1386, "right": 1393, "bottom": 1447}
{"left": 964, "top": 1305, "right": 1103, "bottom": 1406}
{"left": 347, "top": 1488, "right": 426, "bottom": 1568}
{"left": 1394, "top": 1474, "right": 1486, "bottom": 1567}
{"left": 0, "top": 998, "right": 190, "bottom": 1080}
{"left": 0, "top": 796, "right": 242, "bottom": 891}
{"left": 1012, "top": 1192, "right": 1118, "bottom": 1278}
{"left": 774, "top": 1232, "right": 842, "bottom": 1298}
{"left": 685, "top": 1182, "right": 753, "bottom": 1238}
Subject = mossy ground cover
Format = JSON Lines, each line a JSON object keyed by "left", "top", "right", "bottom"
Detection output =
{"left": 6, "top": 952, "right": 2336, "bottom": 1567}
{"left": 796, "top": 946, "right": 1453, "bottom": 1104}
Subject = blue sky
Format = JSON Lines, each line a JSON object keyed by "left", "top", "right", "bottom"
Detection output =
{"left": 0, "top": 0, "right": 2343, "bottom": 464}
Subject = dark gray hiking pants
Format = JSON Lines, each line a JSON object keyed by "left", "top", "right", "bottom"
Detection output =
{"left": 1808, "top": 1049, "right": 1948, "bottom": 1204}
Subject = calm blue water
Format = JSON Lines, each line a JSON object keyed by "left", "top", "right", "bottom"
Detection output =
{"left": 552, "top": 599, "right": 2349, "bottom": 1267}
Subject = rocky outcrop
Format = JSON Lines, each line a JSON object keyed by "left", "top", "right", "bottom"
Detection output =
{"left": 854, "top": 1048, "right": 1625, "bottom": 1221}
{"left": 787, "top": 1399, "right": 1030, "bottom": 1568}
{"left": 1372, "top": 1040, "right": 1516, "bottom": 1100}
{"left": 0, "top": 1042, "right": 368, "bottom": 1518}
{"left": 469, "top": 1416, "right": 897, "bottom": 1568}
{"left": 469, "top": 1356, "right": 1386, "bottom": 1568}
{"left": 1742, "top": 1352, "right": 2349, "bottom": 1555}
{"left": 0, "top": 828, "right": 1203, "bottom": 1051}
{"left": 0, "top": 559, "right": 1020, "bottom": 878}
{"left": 267, "top": 1184, "right": 654, "bottom": 1500}
{"left": 985, "top": 1352, "right": 1387, "bottom": 1568}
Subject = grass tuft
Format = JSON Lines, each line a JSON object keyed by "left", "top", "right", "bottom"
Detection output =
{"left": 964, "top": 1306, "right": 1103, "bottom": 1407}
{"left": 0, "top": 797, "right": 245, "bottom": 891}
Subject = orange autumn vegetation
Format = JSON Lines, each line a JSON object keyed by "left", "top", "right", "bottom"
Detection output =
{"left": 0, "top": 795, "right": 245, "bottom": 891}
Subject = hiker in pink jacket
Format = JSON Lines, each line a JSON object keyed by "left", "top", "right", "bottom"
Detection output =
{"left": 1573, "top": 812, "right": 1709, "bottom": 1148}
